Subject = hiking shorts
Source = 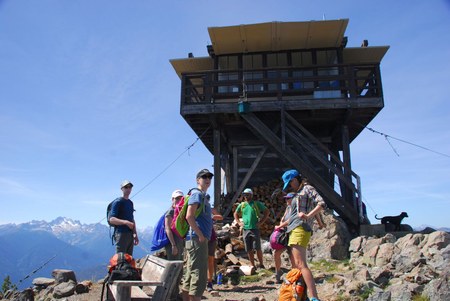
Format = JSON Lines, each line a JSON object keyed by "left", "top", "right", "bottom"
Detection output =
{"left": 114, "top": 231, "right": 134, "bottom": 255}
{"left": 288, "top": 226, "right": 311, "bottom": 248}
{"left": 208, "top": 238, "right": 217, "bottom": 257}
{"left": 182, "top": 237, "right": 208, "bottom": 297}
{"left": 243, "top": 229, "right": 262, "bottom": 252}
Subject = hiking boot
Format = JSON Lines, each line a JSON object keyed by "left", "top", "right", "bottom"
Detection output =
{"left": 206, "top": 282, "right": 213, "bottom": 292}
{"left": 258, "top": 264, "right": 266, "bottom": 270}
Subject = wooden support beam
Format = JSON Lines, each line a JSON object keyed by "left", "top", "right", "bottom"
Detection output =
{"left": 241, "top": 113, "right": 359, "bottom": 226}
{"left": 214, "top": 128, "right": 221, "bottom": 207}
{"left": 223, "top": 146, "right": 268, "bottom": 218}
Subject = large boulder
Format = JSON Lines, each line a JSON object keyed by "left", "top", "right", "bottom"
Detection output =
{"left": 308, "top": 212, "right": 352, "bottom": 260}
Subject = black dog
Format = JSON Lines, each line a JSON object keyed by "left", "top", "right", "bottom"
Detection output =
{"left": 375, "top": 212, "right": 409, "bottom": 231}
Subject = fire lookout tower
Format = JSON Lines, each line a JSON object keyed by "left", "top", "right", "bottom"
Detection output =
{"left": 170, "top": 19, "right": 389, "bottom": 232}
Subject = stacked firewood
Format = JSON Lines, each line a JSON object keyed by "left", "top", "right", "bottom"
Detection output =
{"left": 222, "top": 179, "right": 287, "bottom": 238}
{"left": 213, "top": 222, "right": 262, "bottom": 277}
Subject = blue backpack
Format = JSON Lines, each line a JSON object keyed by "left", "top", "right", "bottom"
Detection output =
{"left": 150, "top": 212, "right": 170, "bottom": 252}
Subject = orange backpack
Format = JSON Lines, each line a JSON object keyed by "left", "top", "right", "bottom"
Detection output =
{"left": 278, "top": 268, "right": 308, "bottom": 301}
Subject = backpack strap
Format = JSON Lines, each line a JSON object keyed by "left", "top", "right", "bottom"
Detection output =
{"left": 243, "top": 201, "right": 260, "bottom": 219}
{"left": 187, "top": 188, "right": 206, "bottom": 214}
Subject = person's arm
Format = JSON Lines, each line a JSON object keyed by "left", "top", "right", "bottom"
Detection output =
{"left": 186, "top": 203, "right": 205, "bottom": 242}
{"left": 275, "top": 207, "right": 289, "bottom": 229}
{"left": 132, "top": 220, "right": 139, "bottom": 245}
{"left": 305, "top": 204, "right": 324, "bottom": 220}
{"left": 305, "top": 185, "right": 326, "bottom": 221}
{"left": 233, "top": 205, "right": 243, "bottom": 227}
{"left": 165, "top": 215, "right": 178, "bottom": 255}
{"left": 257, "top": 204, "right": 270, "bottom": 226}
{"left": 212, "top": 208, "right": 223, "bottom": 221}
{"left": 109, "top": 216, "right": 135, "bottom": 230}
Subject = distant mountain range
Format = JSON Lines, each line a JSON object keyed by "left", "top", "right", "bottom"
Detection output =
{"left": 0, "top": 217, "right": 154, "bottom": 289}
{"left": 414, "top": 224, "right": 450, "bottom": 232}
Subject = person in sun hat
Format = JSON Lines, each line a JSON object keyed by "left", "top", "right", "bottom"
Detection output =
{"left": 108, "top": 180, "right": 139, "bottom": 255}
{"left": 272, "top": 192, "right": 295, "bottom": 283}
{"left": 281, "top": 169, "right": 326, "bottom": 301}
{"left": 182, "top": 168, "right": 214, "bottom": 301}
{"left": 233, "top": 187, "right": 270, "bottom": 270}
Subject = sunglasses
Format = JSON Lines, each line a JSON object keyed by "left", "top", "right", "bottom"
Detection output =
{"left": 201, "top": 175, "right": 213, "bottom": 179}
{"left": 123, "top": 185, "right": 133, "bottom": 189}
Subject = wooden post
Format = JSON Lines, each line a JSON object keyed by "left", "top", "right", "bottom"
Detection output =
{"left": 214, "top": 128, "right": 221, "bottom": 206}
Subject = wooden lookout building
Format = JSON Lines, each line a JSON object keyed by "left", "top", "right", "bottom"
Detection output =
{"left": 170, "top": 19, "right": 389, "bottom": 232}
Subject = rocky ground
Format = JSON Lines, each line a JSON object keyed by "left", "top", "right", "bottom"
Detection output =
{"left": 5, "top": 214, "right": 450, "bottom": 301}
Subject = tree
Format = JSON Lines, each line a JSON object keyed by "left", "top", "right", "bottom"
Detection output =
{"left": 1, "top": 275, "right": 17, "bottom": 294}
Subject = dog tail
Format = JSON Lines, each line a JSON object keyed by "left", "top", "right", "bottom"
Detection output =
{"left": 374, "top": 214, "right": 382, "bottom": 220}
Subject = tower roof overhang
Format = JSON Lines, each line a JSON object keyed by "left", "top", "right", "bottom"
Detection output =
{"left": 170, "top": 19, "right": 389, "bottom": 77}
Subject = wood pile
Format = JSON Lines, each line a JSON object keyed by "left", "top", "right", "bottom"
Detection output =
{"left": 221, "top": 179, "right": 287, "bottom": 238}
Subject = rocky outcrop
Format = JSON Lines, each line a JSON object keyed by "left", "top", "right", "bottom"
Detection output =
{"left": 317, "top": 231, "right": 450, "bottom": 301}
{"left": 4, "top": 216, "right": 449, "bottom": 301}
{"left": 308, "top": 211, "right": 353, "bottom": 260}
{"left": 6, "top": 269, "right": 91, "bottom": 300}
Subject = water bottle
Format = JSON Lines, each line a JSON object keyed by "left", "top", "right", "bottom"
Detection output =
{"left": 295, "top": 276, "right": 305, "bottom": 297}
{"left": 217, "top": 272, "right": 223, "bottom": 285}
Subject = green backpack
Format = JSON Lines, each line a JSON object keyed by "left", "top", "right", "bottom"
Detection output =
{"left": 171, "top": 188, "right": 205, "bottom": 238}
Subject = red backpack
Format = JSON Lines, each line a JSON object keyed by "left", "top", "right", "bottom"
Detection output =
{"left": 170, "top": 188, "right": 204, "bottom": 238}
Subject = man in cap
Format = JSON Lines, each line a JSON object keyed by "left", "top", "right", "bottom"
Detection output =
{"left": 233, "top": 188, "right": 270, "bottom": 269}
{"left": 182, "top": 169, "right": 214, "bottom": 301}
{"left": 108, "top": 180, "right": 139, "bottom": 255}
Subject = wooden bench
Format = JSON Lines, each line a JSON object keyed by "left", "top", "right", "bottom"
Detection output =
{"left": 107, "top": 255, "right": 183, "bottom": 301}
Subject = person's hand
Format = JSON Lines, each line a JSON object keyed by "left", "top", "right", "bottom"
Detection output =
{"left": 275, "top": 225, "right": 282, "bottom": 230}
{"left": 133, "top": 235, "right": 139, "bottom": 246}
{"left": 298, "top": 212, "right": 307, "bottom": 220}
{"left": 172, "top": 245, "right": 178, "bottom": 256}
{"left": 126, "top": 221, "right": 135, "bottom": 230}
{"left": 198, "top": 233, "right": 206, "bottom": 243}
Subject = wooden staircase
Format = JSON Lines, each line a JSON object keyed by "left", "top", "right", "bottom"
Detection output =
{"left": 238, "top": 111, "right": 361, "bottom": 228}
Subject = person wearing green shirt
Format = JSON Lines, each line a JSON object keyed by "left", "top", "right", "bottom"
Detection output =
{"left": 233, "top": 188, "right": 270, "bottom": 269}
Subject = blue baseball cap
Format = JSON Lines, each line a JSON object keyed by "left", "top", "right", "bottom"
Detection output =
{"left": 284, "top": 193, "right": 296, "bottom": 199}
{"left": 282, "top": 169, "right": 299, "bottom": 191}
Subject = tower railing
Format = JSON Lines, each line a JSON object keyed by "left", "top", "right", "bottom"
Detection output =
{"left": 180, "top": 63, "right": 382, "bottom": 105}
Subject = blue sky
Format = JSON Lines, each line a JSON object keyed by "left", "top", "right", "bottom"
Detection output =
{"left": 1, "top": 0, "right": 449, "bottom": 230}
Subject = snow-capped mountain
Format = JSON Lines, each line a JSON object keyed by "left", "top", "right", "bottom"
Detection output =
{"left": 0, "top": 217, "right": 154, "bottom": 289}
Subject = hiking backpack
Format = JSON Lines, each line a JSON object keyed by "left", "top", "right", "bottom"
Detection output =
{"left": 106, "top": 198, "right": 123, "bottom": 245}
{"left": 171, "top": 188, "right": 205, "bottom": 238}
{"left": 107, "top": 252, "right": 141, "bottom": 283}
{"left": 278, "top": 268, "right": 308, "bottom": 301}
{"left": 150, "top": 213, "right": 170, "bottom": 252}
{"left": 100, "top": 252, "right": 141, "bottom": 300}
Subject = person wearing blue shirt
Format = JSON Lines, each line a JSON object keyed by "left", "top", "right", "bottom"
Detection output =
{"left": 182, "top": 169, "right": 214, "bottom": 301}
{"left": 108, "top": 180, "right": 139, "bottom": 255}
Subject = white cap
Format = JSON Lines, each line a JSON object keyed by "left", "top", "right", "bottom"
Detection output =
{"left": 121, "top": 180, "right": 133, "bottom": 188}
{"left": 171, "top": 189, "right": 184, "bottom": 198}
{"left": 243, "top": 188, "right": 253, "bottom": 194}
